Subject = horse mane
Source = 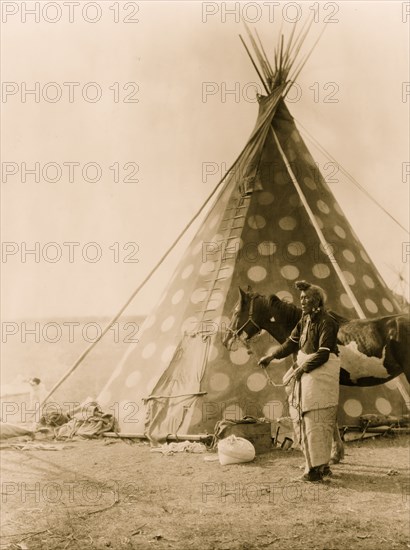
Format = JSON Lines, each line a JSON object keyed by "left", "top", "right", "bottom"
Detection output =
{"left": 267, "top": 293, "right": 351, "bottom": 326}
{"left": 267, "top": 294, "right": 301, "bottom": 315}
{"left": 327, "top": 309, "right": 350, "bottom": 326}
{"left": 266, "top": 294, "right": 302, "bottom": 329}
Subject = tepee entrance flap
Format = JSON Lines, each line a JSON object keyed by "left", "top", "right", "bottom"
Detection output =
{"left": 144, "top": 333, "right": 210, "bottom": 441}
{"left": 145, "top": 333, "right": 209, "bottom": 399}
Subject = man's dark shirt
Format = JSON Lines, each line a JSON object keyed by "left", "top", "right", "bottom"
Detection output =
{"left": 272, "top": 309, "right": 339, "bottom": 372}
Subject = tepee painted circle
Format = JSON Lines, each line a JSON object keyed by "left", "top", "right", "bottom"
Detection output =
{"left": 362, "top": 275, "right": 375, "bottom": 289}
{"left": 342, "top": 249, "right": 356, "bottom": 263}
{"left": 340, "top": 294, "right": 354, "bottom": 309}
{"left": 142, "top": 342, "right": 157, "bottom": 359}
{"left": 246, "top": 373, "right": 267, "bottom": 392}
{"left": 161, "top": 316, "right": 175, "bottom": 332}
{"left": 375, "top": 397, "right": 392, "bottom": 415}
{"left": 181, "top": 316, "right": 198, "bottom": 334}
{"left": 382, "top": 298, "right": 393, "bottom": 312}
{"left": 257, "top": 191, "right": 274, "bottom": 205}
{"left": 288, "top": 242, "right": 305, "bottom": 256}
{"left": 248, "top": 266, "right": 267, "bottom": 282}
{"left": 210, "top": 373, "right": 230, "bottom": 391}
{"left": 343, "top": 399, "right": 362, "bottom": 417}
{"left": 281, "top": 265, "right": 300, "bottom": 280}
{"left": 317, "top": 200, "right": 330, "bottom": 214}
{"left": 248, "top": 215, "right": 266, "bottom": 230}
{"left": 303, "top": 176, "right": 316, "bottom": 190}
{"left": 125, "top": 370, "right": 142, "bottom": 388}
{"left": 312, "top": 263, "right": 330, "bottom": 279}
{"left": 171, "top": 289, "right": 184, "bottom": 305}
{"left": 258, "top": 241, "right": 277, "bottom": 256}
{"left": 230, "top": 348, "right": 250, "bottom": 365}
{"left": 365, "top": 299, "right": 378, "bottom": 314}
{"left": 342, "top": 271, "right": 355, "bottom": 285}
{"left": 279, "top": 216, "right": 297, "bottom": 231}
{"left": 334, "top": 225, "right": 346, "bottom": 239}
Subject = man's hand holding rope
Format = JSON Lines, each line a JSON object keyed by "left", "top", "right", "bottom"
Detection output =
{"left": 258, "top": 345, "right": 282, "bottom": 369}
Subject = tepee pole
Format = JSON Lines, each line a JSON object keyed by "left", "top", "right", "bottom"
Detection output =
{"left": 271, "top": 128, "right": 366, "bottom": 318}
{"left": 239, "top": 34, "right": 270, "bottom": 94}
{"left": 297, "top": 120, "right": 409, "bottom": 233}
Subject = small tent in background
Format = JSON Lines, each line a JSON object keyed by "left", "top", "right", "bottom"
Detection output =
{"left": 96, "top": 23, "right": 409, "bottom": 441}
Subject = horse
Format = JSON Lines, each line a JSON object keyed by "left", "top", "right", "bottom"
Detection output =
{"left": 222, "top": 288, "right": 410, "bottom": 462}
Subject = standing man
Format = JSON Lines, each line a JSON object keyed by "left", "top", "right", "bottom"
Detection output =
{"left": 259, "top": 280, "right": 340, "bottom": 482}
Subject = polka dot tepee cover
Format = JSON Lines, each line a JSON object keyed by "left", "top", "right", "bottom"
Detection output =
{"left": 98, "top": 91, "right": 408, "bottom": 441}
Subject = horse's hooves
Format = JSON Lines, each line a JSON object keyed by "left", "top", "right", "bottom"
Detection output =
{"left": 329, "top": 457, "right": 340, "bottom": 465}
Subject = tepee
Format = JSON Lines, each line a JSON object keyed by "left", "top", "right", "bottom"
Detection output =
{"left": 93, "top": 25, "right": 408, "bottom": 441}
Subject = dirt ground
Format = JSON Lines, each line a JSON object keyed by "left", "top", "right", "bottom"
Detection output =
{"left": 1, "top": 434, "right": 409, "bottom": 550}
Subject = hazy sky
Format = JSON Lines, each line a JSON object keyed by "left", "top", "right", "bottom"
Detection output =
{"left": 1, "top": 1, "right": 409, "bottom": 318}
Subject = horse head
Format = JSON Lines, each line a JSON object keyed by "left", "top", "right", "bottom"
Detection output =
{"left": 222, "top": 287, "right": 302, "bottom": 351}
{"left": 222, "top": 288, "right": 262, "bottom": 352}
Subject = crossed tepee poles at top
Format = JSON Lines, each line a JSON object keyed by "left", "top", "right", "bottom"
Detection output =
{"left": 239, "top": 15, "right": 326, "bottom": 97}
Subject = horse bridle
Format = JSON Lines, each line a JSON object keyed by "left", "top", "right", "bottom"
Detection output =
{"left": 225, "top": 295, "right": 263, "bottom": 347}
